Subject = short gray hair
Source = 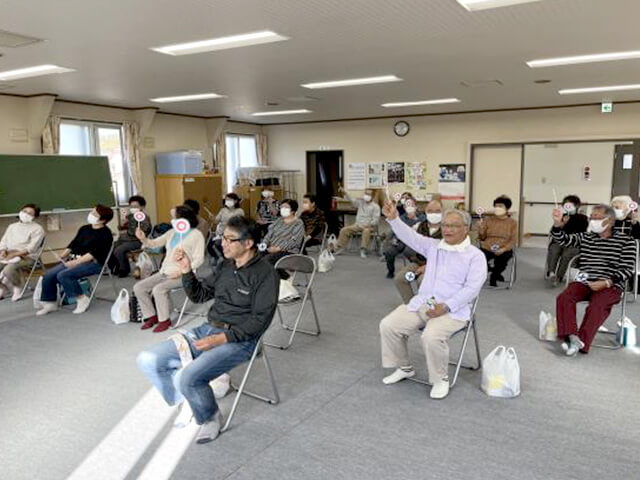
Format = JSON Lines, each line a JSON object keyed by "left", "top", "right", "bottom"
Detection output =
{"left": 443, "top": 209, "right": 471, "bottom": 228}
{"left": 591, "top": 204, "right": 615, "bottom": 220}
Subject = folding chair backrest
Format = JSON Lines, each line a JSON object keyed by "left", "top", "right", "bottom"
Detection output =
{"left": 274, "top": 254, "right": 316, "bottom": 275}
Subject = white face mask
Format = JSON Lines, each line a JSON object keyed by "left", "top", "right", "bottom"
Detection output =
{"left": 494, "top": 206, "right": 507, "bottom": 217}
{"left": 363, "top": 194, "right": 372, "bottom": 202}
{"left": 87, "top": 213, "right": 100, "bottom": 225}
{"left": 280, "top": 207, "right": 292, "bottom": 218}
{"left": 400, "top": 198, "right": 407, "bottom": 205}
{"left": 19, "top": 211, "right": 34, "bottom": 223}
{"left": 426, "top": 213, "right": 443, "bottom": 224}
{"left": 405, "top": 206, "right": 417, "bottom": 215}
{"left": 614, "top": 208, "right": 626, "bottom": 220}
{"left": 262, "top": 191, "right": 273, "bottom": 199}
{"left": 129, "top": 207, "right": 140, "bottom": 215}
{"left": 225, "top": 199, "right": 235, "bottom": 208}
{"left": 588, "top": 218, "right": 608, "bottom": 234}
{"left": 563, "top": 204, "right": 576, "bottom": 215}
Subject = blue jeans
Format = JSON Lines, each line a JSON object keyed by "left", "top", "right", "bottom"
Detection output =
{"left": 137, "top": 323, "right": 258, "bottom": 425}
{"left": 40, "top": 262, "right": 103, "bottom": 302}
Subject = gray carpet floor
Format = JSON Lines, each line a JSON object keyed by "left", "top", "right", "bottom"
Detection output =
{"left": 1, "top": 248, "right": 639, "bottom": 480}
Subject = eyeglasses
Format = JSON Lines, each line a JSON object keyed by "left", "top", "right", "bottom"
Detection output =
{"left": 222, "top": 235, "right": 245, "bottom": 243}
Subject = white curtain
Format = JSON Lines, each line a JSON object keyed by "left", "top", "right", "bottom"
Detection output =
{"left": 256, "top": 133, "right": 268, "bottom": 166}
{"left": 123, "top": 121, "right": 143, "bottom": 194}
{"left": 215, "top": 133, "right": 227, "bottom": 186}
{"left": 41, "top": 116, "right": 61, "bottom": 154}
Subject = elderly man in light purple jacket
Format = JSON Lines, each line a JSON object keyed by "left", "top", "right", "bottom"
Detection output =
{"left": 379, "top": 200, "right": 487, "bottom": 399}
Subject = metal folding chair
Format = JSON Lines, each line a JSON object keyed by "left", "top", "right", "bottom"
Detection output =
{"left": 304, "top": 223, "right": 329, "bottom": 256}
{"left": 18, "top": 237, "right": 46, "bottom": 299}
{"left": 407, "top": 297, "right": 482, "bottom": 388}
{"left": 265, "top": 254, "right": 321, "bottom": 350}
{"left": 220, "top": 335, "right": 280, "bottom": 433}
{"left": 564, "top": 255, "right": 628, "bottom": 350}
{"left": 58, "top": 242, "right": 118, "bottom": 308}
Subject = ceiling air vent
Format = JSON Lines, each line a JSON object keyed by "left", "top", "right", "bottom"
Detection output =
{"left": 460, "top": 79, "right": 504, "bottom": 88}
{"left": 0, "top": 30, "right": 44, "bottom": 48}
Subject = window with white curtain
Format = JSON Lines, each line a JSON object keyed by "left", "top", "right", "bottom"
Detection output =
{"left": 59, "top": 120, "right": 131, "bottom": 204}
{"left": 225, "top": 133, "right": 258, "bottom": 192}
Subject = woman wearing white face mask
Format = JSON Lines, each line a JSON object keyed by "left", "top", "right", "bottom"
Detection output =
{"left": 478, "top": 195, "right": 518, "bottom": 287}
{"left": 546, "top": 195, "right": 588, "bottom": 283}
{"left": 208, "top": 193, "right": 246, "bottom": 264}
{"left": 0, "top": 203, "right": 45, "bottom": 301}
{"left": 110, "top": 195, "right": 152, "bottom": 278}
{"left": 382, "top": 199, "right": 425, "bottom": 278}
{"left": 133, "top": 205, "right": 205, "bottom": 332}
{"left": 611, "top": 195, "right": 640, "bottom": 239}
{"left": 262, "top": 199, "right": 305, "bottom": 276}
{"left": 36, "top": 205, "right": 114, "bottom": 316}
{"left": 256, "top": 189, "right": 280, "bottom": 238}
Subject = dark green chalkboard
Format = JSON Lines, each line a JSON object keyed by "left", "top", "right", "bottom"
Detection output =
{"left": 0, "top": 155, "right": 115, "bottom": 215}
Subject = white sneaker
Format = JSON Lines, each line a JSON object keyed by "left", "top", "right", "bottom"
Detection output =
{"left": 382, "top": 368, "right": 415, "bottom": 385}
{"left": 72, "top": 295, "right": 91, "bottom": 314}
{"left": 564, "top": 335, "right": 585, "bottom": 357}
{"left": 174, "top": 401, "right": 193, "bottom": 428}
{"left": 360, "top": 249, "right": 368, "bottom": 259}
{"left": 210, "top": 373, "right": 231, "bottom": 399}
{"left": 36, "top": 302, "right": 58, "bottom": 316}
{"left": 11, "top": 287, "right": 23, "bottom": 302}
{"left": 195, "top": 411, "right": 224, "bottom": 444}
{"left": 430, "top": 379, "right": 450, "bottom": 399}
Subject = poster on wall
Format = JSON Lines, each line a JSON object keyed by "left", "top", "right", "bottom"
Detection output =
{"left": 406, "top": 162, "right": 427, "bottom": 190}
{"left": 346, "top": 162, "right": 366, "bottom": 190}
{"left": 387, "top": 162, "right": 405, "bottom": 184}
{"left": 439, "top": 164, "right": 466, "bottom": 183}
{"left": 438, "top": 163, "right": 466, "bottom": 201}
{"left": 367, "top": 162, "right": 386, "bottom": 187}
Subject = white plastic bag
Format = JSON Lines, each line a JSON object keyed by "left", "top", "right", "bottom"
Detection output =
{"left": 278, "top": 279, "right": 300, "bottom": 302}
{"left": 318, "top": 249, "right": 335, "bottom": 273}
{"left": 110, "top": 289, "right": 130, "bottom": 325}
{"left": 538, "top": 311, "right": 557, "bottom": 342}
{"left": 326, "top": 233, "right": 338, "bottom": 251}
{"left": 136, "top": 251, "right": 155, "bottom": 279}
{"left": 33, "top": 277, "right": 43, "bottom": 310}
{"left": 481, "top": 346, "right": 520, "bottom": 398}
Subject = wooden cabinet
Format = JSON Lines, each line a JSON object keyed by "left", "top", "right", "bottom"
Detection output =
{"left": 156, "top": 174, "right": 223, "bottom": 224}
{"left": 233, "top": 185, "right": 283, "bottom": 220}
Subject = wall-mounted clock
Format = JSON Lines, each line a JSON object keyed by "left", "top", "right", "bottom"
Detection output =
{"left": 394, "top": 120, "right": 410, "bottom": 137}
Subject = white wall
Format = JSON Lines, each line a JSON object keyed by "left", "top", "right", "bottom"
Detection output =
{"left": 266, "top": 103, "right": 640, "bottom": 208}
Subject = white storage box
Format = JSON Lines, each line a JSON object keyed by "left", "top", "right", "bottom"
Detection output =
{"left": 156, "top": 151, "right": 203, "bottom": 175}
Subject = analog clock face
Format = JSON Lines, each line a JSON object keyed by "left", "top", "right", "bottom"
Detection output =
{"left": 394, "top": 121, "right": 410, "bottom": 137}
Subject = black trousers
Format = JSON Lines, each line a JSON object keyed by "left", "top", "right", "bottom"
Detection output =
{"left": 481, "top": 248, "right": 513, "bottom": 281}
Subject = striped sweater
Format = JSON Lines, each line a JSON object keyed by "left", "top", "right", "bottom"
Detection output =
{"left": 264, "top": 218, "right": 305, "bottom": 253}
{"left": 550, "top": 227, "right": 636, "bottom": 289}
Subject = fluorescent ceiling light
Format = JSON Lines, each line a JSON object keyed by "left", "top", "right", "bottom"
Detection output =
{"left": 301, "top": 75, "right": 402, "bottom": 89}
{"left": 0, "top": 64, "right": 75, "bottom": 81}
{"left": 528, "top": 50, "right": 640, "bottom": 68}
{"left": 150, "top": 93, "right": 225, "bottom": 103}
{"left": 558, "top": 84, "right": 640, "bottom": 95}
{"left": 252, "top": 109, "right": 311, "bottom": 116}
{"left": 381, "top": 98, "right": 460, "bottom": 108}
{"left": 151, "top": 30, "right": 288, "bottom": 56}
{"left": 456, "top": 0, "right": 542, "bottom": 11}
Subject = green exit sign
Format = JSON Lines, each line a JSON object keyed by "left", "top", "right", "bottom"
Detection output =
{"left": 601, "top": 102, "right": 613, "bottom": 113}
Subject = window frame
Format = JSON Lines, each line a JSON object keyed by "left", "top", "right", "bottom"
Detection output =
{"left": 59, "top": 119, "right": 133, "bottom": 206}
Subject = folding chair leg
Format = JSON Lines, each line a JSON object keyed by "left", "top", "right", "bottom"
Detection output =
{"left": 265, "top": 289, "right": 321, "bottom": 350}
{"left": 172, "top": 297, "right": 189, "bottom": 330}
{"left": 221, "top": 340, "right": 279, "bottom": 433}
{"left": 408, "top": 317, "right": 481, "bottom": 388}
{"left": 19, "top": 260, "right": 41, "bottom": 298}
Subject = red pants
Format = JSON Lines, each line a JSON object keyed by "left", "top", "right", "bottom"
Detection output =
{"left": 556, "top": 282, "right": 621, "bottom": 353}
